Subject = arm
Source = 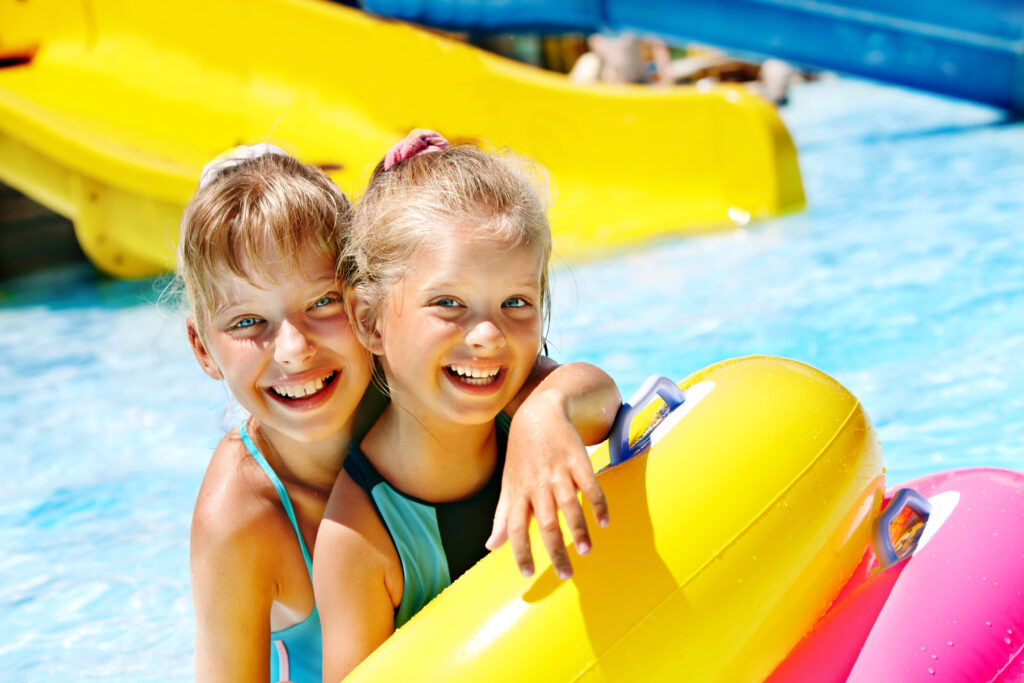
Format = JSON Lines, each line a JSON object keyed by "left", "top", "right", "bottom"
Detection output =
{"left": 487, "top": 359, "right": 621, "bottom": 579}
{"left": 191, "top": 447, "right": 276, "bottom": 682}
{"left": 314, "top": 474, "right": 399, "bottom": 682}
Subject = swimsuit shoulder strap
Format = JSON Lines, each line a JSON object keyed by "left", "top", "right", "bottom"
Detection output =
{"left": 342, "top": 440, "right": 386, "bottom": 494}
{"left": 239, "top": 421, "right": 314, "bottom": 576}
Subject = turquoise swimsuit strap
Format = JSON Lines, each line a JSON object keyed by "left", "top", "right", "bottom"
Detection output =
{"left": 239, "top": 421, "right": 314, "bottom": 576}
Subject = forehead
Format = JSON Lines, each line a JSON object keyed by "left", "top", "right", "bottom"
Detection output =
{"left": 207, "top": 247, "right": 340, "bottom": 310}
{"left": 411, "top": 217, "right": 543, "bottom": 280}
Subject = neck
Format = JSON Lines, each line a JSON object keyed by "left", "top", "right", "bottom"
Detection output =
{"left": 248, "top": 417, "right": 352, "bottom": 493}
{"left": 363, "top": 403, "right": 498, "bottom": 503}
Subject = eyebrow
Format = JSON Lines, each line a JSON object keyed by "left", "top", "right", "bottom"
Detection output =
{"left": 421, "top": 276, "right": 540, "bottom": 290}
{"left": 211, "top": 276, "right": 342, "bottom": 316}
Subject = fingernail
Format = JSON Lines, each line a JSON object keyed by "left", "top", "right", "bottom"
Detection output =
{"left": 521, "top": 565, "right": 535, "bottom": 578}
{"left": 599, "top": 515, "right": 610, "bottom": 528}
{"left": 557, "top": 567, "right": 573, "bottom": 580}
{"left": 577, "top": 540, "right": 591, "bottom": 555}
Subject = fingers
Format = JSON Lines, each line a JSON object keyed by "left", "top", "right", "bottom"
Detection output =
{"left": 491, "top": 452, "right": 610, "bottom": 581}
{"left": 485, "top": 489, "right": 511, "bottom": 551}
{"left": 497, "top": 487, "right": 578, "bottom": 579}
{"left": 554, "top": 483, "right": 591, "bottom": 557}
{"left": 507, "top": 497, "right": 536, "bottom": 578}
{"left": 574, "top": 464, "right": 610, "bottom": 529}
{"left": 504, "top": 486, "right": 608, "bottom": 581}
{"left": 533, "top": 493, "right": 574, "bottom": 580}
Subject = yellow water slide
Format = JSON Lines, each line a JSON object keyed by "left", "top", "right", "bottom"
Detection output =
{"left": 0, "top": 0, "right": 804, "bottom": 278}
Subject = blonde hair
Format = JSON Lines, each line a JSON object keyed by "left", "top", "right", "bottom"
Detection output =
{"left": 346, "top": 143, "right": 552, "bottom": 334}
{"left": 177, "top": 151, "right": 352, "bottom": 333}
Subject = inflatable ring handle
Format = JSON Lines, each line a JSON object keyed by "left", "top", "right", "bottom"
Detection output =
{"left": 609, "top": 375, "right": 686, "bottom": 466}
{"left": 873, "top": 488, "right": 932, "bottom": 570}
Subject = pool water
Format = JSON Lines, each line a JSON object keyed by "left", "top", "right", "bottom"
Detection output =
{"left": 2, "top": 76, "right": 1022, "bottom": 679}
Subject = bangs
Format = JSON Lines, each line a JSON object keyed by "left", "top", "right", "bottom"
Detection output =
{"left": 178, "top": 151, "right": 351, "bottom": 326}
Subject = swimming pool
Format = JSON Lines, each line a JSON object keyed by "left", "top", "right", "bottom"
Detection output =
{"left": 1, "top": 76, "right": 1021, "bottom": 679}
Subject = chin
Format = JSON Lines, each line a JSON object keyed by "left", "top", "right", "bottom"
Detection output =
{"left": 446, "top": 405, "right": 507, "bottom": 426}
{"left": 281, "top": 419, "right": 346, "bottom": 444}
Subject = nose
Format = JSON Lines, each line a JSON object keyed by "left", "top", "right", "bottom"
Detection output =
{"left": 465, "top": 318, "right": 506, "bottom": 353}
{"left": 273, "top": 318, "right": 316, "bottom": 366}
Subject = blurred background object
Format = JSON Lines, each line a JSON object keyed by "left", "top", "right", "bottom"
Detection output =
{"left": 0, "top": 0, "right": 803, "bottom": 279}
{"left": 362, "top": 0, "right": 1024, "bottom": 112}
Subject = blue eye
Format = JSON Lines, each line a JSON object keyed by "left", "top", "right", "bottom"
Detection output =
{"left": 433, "top": 297, "right": 459, "bottom": 308}
{"left": 233, "top": 316, "right": 260, "bottom": 329}
{"left": 312, "top": 296, "right": 339, "bottom": 308}
{"left": 502, "top": 297, "right": 530, "bottom": 308}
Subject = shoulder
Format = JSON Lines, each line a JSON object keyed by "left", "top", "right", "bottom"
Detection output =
{"left": 319, "top": 470, "right": 388, "bottom": 556}
{"left": 315, "top": 473, "right": 401, "bottom": 681}
{"left": 316, "top": 469, "right": 401, "bottom": 595}
{"left": 190, "top": 430, "right": 288, "bottom": 582}
{"left": 190, "top": 431, "right": 287, "bottom": 679}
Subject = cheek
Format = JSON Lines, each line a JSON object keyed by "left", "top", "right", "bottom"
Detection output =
{"left": 334, "top": 319, "right": 365, "bottom": 351}
{"left": 514, "top": 318, "right": 543, "bottom": 350}
{"left": 209, "top": 336, "right": 261, "bottom": 372}
{"left": 386, "top": 314, "right": 456, "bottom": 348}
{"left": 313, "top": 314, "right": 361, "bottom": 346}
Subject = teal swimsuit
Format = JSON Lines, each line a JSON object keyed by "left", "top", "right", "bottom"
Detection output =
{"left": 239, "top": 422, "right": 323, "bottom": 683}
{"left": 342, "top": 414, "right": 510, "bottom": 628}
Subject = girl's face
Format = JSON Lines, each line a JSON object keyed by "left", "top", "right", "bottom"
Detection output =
{"left": 371, "top": 218, "right": 544, "bottom": 428}
{"left": 188, "top": 247, "right": 372, "bottom": 445}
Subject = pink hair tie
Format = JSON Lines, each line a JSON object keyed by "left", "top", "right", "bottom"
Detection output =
{"left": 383, "top": 129, "right": 449, "bottom": 170}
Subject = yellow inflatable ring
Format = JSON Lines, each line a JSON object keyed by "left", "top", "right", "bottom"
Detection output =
{"left": 347, "top": 356, "right": 885, "bottom": 681}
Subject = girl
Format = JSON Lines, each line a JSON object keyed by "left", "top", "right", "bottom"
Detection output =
{"left": 181, "top": 142, "right": 618, "bottom": 682}
{"left": 313, "top": 133, "right": 614, "bottom": 680}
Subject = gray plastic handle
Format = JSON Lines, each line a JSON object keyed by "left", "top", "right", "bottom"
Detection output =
{"left": 608, "top": 375, "right": 685, "bottom": 466}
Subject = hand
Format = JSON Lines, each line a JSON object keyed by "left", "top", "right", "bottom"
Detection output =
{"left": 486, "top": 390, "right": 610, "bottom": 579}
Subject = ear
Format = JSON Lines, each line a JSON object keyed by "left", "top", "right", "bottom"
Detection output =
{"left": 344, "top": 288, "right": 384, "bottom": 355}
{"left": 186, "top": 317, "right": 224, "bottom": 381}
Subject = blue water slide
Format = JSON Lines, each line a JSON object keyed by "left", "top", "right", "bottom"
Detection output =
{"left": 361, "top": 0, "right": 1024, "bottom": 111}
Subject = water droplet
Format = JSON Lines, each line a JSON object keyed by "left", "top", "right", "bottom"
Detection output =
{"left": 986, "top": 621, "right": 993, "bottom": 627}
{"left": 928, "top": 667, "right": 935, "bottom": 675}
{"left": 921, "top": 646, "right": 927, "bottom": 651}
{"left": 1006, "top": 637, "right": 1013, "bottom": 645}
{"left": 1009, "top": 629, "right": 1014, "bottom": 636}
{"left": 947, "top": 641, "right": 954, "bottom": 646}
{"left": 931, "top": 654, "right": 937, "bottom": 660}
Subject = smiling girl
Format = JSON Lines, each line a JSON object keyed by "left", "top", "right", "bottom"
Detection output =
{"left": 181, "top": 142, "right": 618, "bottom": 683}
{"left": 313, "top": 133, "right": 614, "bottom": 680}
{"left": 181, "top": 146, "right": 374, "bottom": 683}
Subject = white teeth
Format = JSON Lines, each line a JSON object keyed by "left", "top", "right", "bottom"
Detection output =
{"left": 447, "top": 365, "right": 500, "bottom": 384}
{"left": 272, "top": 372, "right": 332, "bottom": 399}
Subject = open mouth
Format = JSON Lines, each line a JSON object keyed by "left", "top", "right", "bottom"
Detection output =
{"left": 269, "top": 370, "right": 337, "bottom": 400}
{"left": 445, "top": 364, "right": 502, "bottom": 386}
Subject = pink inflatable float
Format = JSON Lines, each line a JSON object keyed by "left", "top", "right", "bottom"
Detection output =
{"left": 769, "top": 467, "right": 1024, "bottom": 682}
